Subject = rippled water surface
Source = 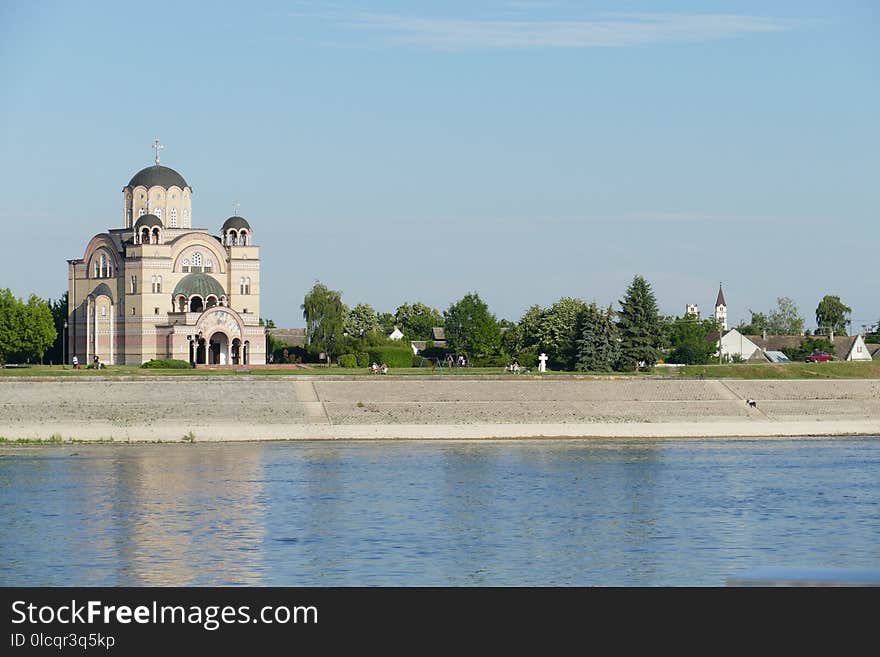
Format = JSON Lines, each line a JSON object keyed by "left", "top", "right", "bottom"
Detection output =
{"left": 1, "top": 438, "right": 878, "bottom": 586}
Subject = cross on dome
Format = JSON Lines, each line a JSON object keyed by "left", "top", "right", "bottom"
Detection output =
{"left": 152, "top": 139, "right": 164, "bottom": 165}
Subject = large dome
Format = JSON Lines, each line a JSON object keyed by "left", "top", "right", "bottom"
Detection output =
{"left": 173, "top": 273, "right": 225, "bottom": 298}
{"left": 127, "top": 165, "right": 189, "bottom": 189}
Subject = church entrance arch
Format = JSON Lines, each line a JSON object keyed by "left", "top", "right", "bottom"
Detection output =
{"left": 231, "top": 338, "right": 241, "bottom": 365}
{"left": 209, "top": 332, "right": 229, "bottom": 365}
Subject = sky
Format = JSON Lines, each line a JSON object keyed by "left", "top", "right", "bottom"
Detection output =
{"left": 0, "top": 1, "right": 877, "bottom": 330}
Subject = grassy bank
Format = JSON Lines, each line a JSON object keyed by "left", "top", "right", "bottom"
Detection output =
{"left": 678, "top": 361, "right": 880, "bottom": 379}
{"left": 2, "top": 361, "right": 878, "bottom": 379}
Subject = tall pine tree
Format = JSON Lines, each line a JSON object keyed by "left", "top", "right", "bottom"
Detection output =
{"left": 576, "top": 303, "right": 619, "bottom": 372}
{"left": 616, "top": 275, "right": 661, "bottom": 371}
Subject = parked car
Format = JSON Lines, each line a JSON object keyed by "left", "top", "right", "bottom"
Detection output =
{"left": 805, "top": 351, "right": 833, "bottom": 363}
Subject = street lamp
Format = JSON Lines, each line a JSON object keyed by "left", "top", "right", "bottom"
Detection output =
{"left": 63, "top": 320, "right": 68, "bottom": 369}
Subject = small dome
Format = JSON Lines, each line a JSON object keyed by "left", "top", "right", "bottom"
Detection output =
{"left": 134, "top": 214, "right": 162, "bottom": 228}
{"left": 127, "top": 165, "right": 189, "bottom": 190}
{"left": 173, "top": 273, "right": 225, "bottom": 299}
{"left": 222, "top": 216, "right": 251, "bottom": 231}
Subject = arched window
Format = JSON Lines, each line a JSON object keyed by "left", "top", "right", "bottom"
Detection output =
{"left": 239, "top": 277, "right": 245, "bottom": 295}
{"left": 228, "top": 230, "right": 237, "bottom": 246}
{"left": 155, "top": 208, "right": 162, "bottom": 221}
{"left": 130, "top": 275, "right": 137, "bottom": 294}
{"left": 181, "top": 258, "right": 190, "bottom": 273}
{"left": 138, "top": 207, "right": 146, "bottom": 217}
{"left": 151, "top": 227, "right": 160, "bottom": 244}
{"left": 151, "top": 275, "right": 162, "bottom": 294}
{"left": 240, "top": 230, "right": 248, "bottom": 246}
{"left": 205, "top": 259, "right": 213, "bottom": 273}
{"left": 140, "top": 227, "right": 150, "bottom": 244}
{"left": 192, "top": 252, "right": 203, "bottom": 271}
{"left": 170, "top": 208, "right": 178, "bottom": 227}
{"left": 183, "top": 209, "right": 189, "bottom": 227}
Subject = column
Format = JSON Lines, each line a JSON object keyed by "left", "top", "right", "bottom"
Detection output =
{"left": 85, "top": 299, "right": 91, "bottom": 363}
{"left": 109, "top": 303, "right": 114, "bottom": 365}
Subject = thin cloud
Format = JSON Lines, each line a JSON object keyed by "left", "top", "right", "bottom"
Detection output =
{"left": 326, "top": 12, "right": 793, "bottom": 50}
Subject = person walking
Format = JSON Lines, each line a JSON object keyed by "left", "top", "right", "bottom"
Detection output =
{"left": 72, "top": 355, "right": 79, "bottom": 369}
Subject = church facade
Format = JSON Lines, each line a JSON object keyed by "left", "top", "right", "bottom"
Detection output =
{"left": 67, "top": 149, "right": 265, "bottom": 365}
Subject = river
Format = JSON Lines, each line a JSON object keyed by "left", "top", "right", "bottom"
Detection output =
{"left": 1, "top": 438, "right": 878, "bottom": 586}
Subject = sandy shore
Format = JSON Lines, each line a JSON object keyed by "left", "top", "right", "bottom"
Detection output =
{"left": 1, "top": 377, "right": 878, "bottom": 441}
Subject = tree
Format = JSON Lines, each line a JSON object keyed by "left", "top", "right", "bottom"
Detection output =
{"left": 815, "top": 295, "right": 851, "bottom": 336}
{"left": 517, "top": 305, "right": 545, "bottom": 351}
{"left": 767, "top": 297, "right": 804, "bottom": 335}
{"left": 345, "top": 303, "right": 378, "bottom": 337}
{"left": 44, "top": 291, "right": 68, "bottom": 364}
{"left": 21, "top": 295, "right": 57, "bottom": 363}
{"left": 394, "top": 302, "right": 444, "bottom": 341}
{"left": 376, "top": 312, "right": 396, "bottom": 334}
{"left": 301, "top": 282, "right": 346, "bottom": 363}
{"left": 667, "top": 314, "right": 717, "bottom": 365}
{"left": 576, "top": 303, "right": 619, "bottom": 372}
{"left": 444, "top": 292, "right": 501, "bottom": 360}
{"left": 538, "top": 297, "right": 587, "bottom": 370}
{"left": 0, "top": 288, "right": 22, "bottom": 364}
{"left": 0, "top": 289, "right": 56, "bottom": 364}
{"left": 616, "top": 275, "right": 662, "bottom": 371}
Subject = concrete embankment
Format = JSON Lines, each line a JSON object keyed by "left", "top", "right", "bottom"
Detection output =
{"left": 1, "top": 377, "right": 878, "bottom": 441}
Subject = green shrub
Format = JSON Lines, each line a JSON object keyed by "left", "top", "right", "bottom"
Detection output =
{"left": 338, "top": 353, "right": 358, "bottom": 368}
{"left": 473, "top": 353, "right": 507, "bottom": 367}
{"left": 356, "top": 351, "right": 370, "bottom": 368}
{"left": 141, "top": 358, "right": 192, "bottom": 369}
{"left": 367, "top": 346, "right": 413, "bottom": 368}
{"left": 516, "top": 349, "right": 537, "bottom": 368}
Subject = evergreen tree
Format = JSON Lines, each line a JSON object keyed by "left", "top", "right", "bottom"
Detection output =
{"left": 576, "top": 303, "right": 619, "bottom": 372}
{"left": 616, "top": 275, "right": 661, "bottom": 371}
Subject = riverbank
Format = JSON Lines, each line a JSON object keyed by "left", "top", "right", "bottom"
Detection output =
{"left": 1, "top": 377, "right": 878, "bottom": 442}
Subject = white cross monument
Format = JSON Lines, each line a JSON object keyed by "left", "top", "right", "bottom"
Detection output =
{"left": 538, "top": 353, "right": 548, "bottom": 373}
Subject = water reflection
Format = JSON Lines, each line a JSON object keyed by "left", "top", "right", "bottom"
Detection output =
{"left": 1, "top": 438, "right": 878, "bottom": 586}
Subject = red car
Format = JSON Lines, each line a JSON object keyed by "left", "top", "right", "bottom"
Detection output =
{"left": 805, "top": 351, "right": 833, "bottom": 363}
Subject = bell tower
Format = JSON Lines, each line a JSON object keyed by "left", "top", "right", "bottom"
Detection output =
{"left": 715, "top": 283, "right": 728, "bottom": 331}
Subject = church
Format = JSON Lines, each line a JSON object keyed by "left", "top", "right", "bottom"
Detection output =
{"left": 67, "top": 143, "right": 266, "bottom": 365}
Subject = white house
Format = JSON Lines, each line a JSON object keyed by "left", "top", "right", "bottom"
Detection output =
{"left": 718, "top": 328, "right": 762, "bottom": 361}
{"left": 388, "top": 327, "right": 404, "bottom": 341}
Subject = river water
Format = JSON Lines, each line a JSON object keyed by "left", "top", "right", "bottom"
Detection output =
{"left": 1, "top": 438, "right": 878, "bottom": 586}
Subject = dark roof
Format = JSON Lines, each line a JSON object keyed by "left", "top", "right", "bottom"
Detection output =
{"left": 222, "top": 216, "right": 251, "bottom": 231}
{"left": 715, "top": 284, "right": 726, "bottom": 307}
{"left": 172, "top": 273, "right": 225, "bottom": 298}
{"left": 268, "top": 328, "right": 306, "bottom": 347}
{"left": 127, "top": 165, "right": 189, "bottom": 189}
{"left": 134, "top": 213, "right": 162, "bottom": 228}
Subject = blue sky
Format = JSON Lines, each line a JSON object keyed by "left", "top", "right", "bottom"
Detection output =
{"left": 1, "top": 1, "right": 877, "bottom": 330}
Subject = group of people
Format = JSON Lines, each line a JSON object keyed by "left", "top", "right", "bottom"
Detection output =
{"left": 505, "top": 360, "right": 527, "bottom": 374}
{"left": 369, "top": 362, "right": 389, "bottom": 375}
{"left": 445, "top": 354, "right": 469, "bottom": 368}
{"left": 69, "top": 355, "right": 101, "bottom": 370}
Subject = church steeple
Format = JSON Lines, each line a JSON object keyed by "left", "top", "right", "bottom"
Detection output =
{"left": 715, "top": 283, "right": 728, "bottom": 331}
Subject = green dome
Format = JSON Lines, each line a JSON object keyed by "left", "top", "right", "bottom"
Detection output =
{"left": 222, "top": 215, "right": 251, "bottom": 231}
{"left": 134, "top": 213, "right": 162, "bottom": 228}
{"left": 172, "top": 273, "right": 225, "bottom": 298}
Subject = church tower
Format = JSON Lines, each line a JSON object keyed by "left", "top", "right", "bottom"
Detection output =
{"left": 715, "top": 284, "right": 728, "bottom": 332}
